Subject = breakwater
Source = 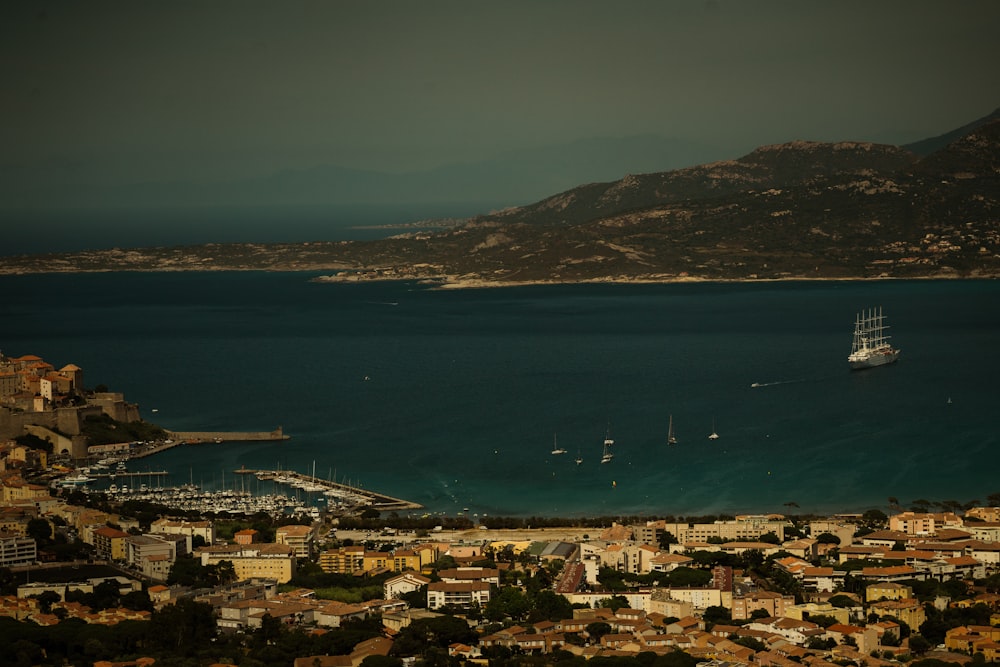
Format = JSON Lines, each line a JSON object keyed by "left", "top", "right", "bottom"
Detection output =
{"left": 167, "top": 426, "right": 289, "bottom": 443}
{"left": 233, "top": 466, "right": 423, "bottom": 512}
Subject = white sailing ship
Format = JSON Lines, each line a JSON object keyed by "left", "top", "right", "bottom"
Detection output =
{"left": 848, "top": 307, "right": 900, "bottom": 370}
{"left": 601, "top": 425, "right": 614, "bottom": 463}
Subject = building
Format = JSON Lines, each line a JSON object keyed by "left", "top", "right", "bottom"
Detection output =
{"left": 0, "top": 534, "right": 37, "bottom": 567}
{"left": 656, "top": 515, "right": 790, "bottom": 543}
{"left": 93, "top": 526, "right": 130, "bottom": 561}
{"left": 318, "top": 545, "right": 366, "bottom": 574}
{"left": 275, "top": 524, "right": 314, "bottom": 559}
{"left": 150, "top": 518, "right": 214, "bottom": 548}
{"left": 889, "top": 512, "right": 962, "bottom": 536}
{"left": 731, "top": 591, "right": 795, "bottom": 620}
{"left": 197, "top": 544, "right": 297, "bottom": 583}
{"left": 384, "top": 572, "right": 431, "bottom": 600}
{"left": 866, "top": 582, "right": 913, "bottom": 603}
{"left": 426, "top": 581, "right": 491, "bottom": 610}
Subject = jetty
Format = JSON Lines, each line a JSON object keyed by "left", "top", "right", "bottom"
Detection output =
{"left": 233, "top": 466, "right": 423, "bottom": 512}
{"left": 168, "top": 426, "right": 290, "bottom": 444}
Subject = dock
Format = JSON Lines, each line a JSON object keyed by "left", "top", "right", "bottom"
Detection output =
{"left": 168, "top": 426, "right": 290, "bottom": 444}
{"left": 88, "top": 470, "right": 168, "bottom": 479}
{"left": 233, "top": 467, "right": 423, "bottom": 511}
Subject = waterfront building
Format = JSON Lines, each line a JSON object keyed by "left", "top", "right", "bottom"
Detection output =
{"left": 1, "top": 478, "right": 49, "bottom": 502}
{"left": 654, "top": 515, "right": 791, "bottom": 544}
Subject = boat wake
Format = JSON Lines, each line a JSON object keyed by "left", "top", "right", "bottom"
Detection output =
{"left": 750, "top": 379, "right": 805, "bottom": 388}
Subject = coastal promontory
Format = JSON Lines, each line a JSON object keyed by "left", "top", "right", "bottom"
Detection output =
{"left": 3, "top": 121, "right": 999, "bottom": 285}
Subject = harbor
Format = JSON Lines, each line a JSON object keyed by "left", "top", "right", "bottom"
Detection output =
{"left": 233, "top": 466, "right": 424, "bottom": 512}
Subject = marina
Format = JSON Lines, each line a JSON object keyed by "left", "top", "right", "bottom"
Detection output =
{"left": 233, "top": 466, "right": 424, "bottom": 512}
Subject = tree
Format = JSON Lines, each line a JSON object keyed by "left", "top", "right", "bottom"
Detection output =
{"left": 862, "top": 509, "right": 888, "bottom": 527}
{"left": 147, "top": 597, "right": 217, "bottom": 656}
{"left": 657, "top": 531, "right": 678, "bottom": 550}
{"left": 585, "top": 621, "right": 612, "bottom": 641}
{"left": 908, "top": 634, "right": 932, "bottom": 655}
{"left": 33, "top": 590, "right": 61, "bottom": 614}
{"left": 26, "top": 518, "right": 53, "bottom": 544}
{"left": 528, "top": 589, "right": 573, "bottom": 623}
{"left": 702, "top": 605, "right": 731, "bottom": 628}
{"left": 360, "top": 656, "right": 404, "bottom": 667}
{"left": 597, "top": 595, "right": 630, "bottom": 612}
{"left": 829, "top": 594, "right": 856, "bottom": 608}
{"left": 815, "top": 532, "right": 841, "bottom": 545}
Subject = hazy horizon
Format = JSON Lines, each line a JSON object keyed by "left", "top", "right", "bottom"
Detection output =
{"left": 3, "top": 1, "right": 999, "bottom": 251}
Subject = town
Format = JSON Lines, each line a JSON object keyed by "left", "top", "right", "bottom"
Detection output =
{"left": 2, "top": 352, "right": 999, "bottom": 667}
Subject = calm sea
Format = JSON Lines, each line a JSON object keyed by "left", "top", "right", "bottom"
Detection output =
{"left": 3, "top": 272, "right": 998, "bottom": 520}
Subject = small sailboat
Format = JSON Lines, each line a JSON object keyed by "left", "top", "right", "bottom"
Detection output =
{"left": 601, "top": 425, "right": 614, "bottom": 463}
{"left": 550, "top": 433, "right": 567, "bottom": 455}
{"left": 667, "top": 414, "right": 677, "bottom": 445}
{"left": 708, "top": 419, "right": 720, "bottom": 440}
{"left": 575, "top": 448, "right": 583, "bottom": 465}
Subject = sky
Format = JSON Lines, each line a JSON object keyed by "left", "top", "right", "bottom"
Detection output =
{"left": 3, "top": 0, "right": 999, "bottom": 199}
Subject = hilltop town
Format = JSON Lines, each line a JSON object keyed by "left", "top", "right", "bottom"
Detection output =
{"left": 4, "top": 410, "right": 1000, "bottom": 667}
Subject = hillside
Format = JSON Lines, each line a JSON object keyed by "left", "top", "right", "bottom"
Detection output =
{"left": 4, "top": 121, "right": 999, "bottom": 284}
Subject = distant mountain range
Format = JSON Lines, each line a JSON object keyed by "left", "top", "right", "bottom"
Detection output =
{"left": 5, "top": 109, "right": 1000, "bottom": 283}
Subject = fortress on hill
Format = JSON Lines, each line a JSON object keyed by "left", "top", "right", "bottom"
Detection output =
{"left": 0, "top": 351, "right": 140, "bottom": 459}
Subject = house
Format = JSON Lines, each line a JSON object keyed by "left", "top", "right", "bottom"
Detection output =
{"left": 383, "top": 572, "right": 431, "bottom": 600}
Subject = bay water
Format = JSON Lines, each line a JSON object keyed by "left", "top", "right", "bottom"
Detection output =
{"left": 3, "top": 272, "right": 998, "bottom": 520}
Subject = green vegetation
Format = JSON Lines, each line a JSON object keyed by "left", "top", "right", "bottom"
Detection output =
{"left": 80, "top": 414, "right": 168, "bottom": 446}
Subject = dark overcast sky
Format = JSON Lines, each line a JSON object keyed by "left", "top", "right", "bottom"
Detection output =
{"left": 3, "top": 0, "right": 999, "bottom": 186}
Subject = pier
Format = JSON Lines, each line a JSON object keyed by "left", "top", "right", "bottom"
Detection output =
{"left": 233, "top": 467, "right": 423, "bottom": 512}
{"left": 89, "top": 470, "right": 168, "bottom": 479}
{"left": 167, "top": 426, "right": 290, "bottom": 443}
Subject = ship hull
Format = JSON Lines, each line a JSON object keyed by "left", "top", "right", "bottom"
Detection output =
{"left": 849, "top": 349, "right": 900, "bottom": 370}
